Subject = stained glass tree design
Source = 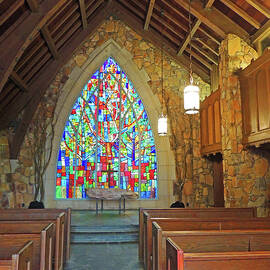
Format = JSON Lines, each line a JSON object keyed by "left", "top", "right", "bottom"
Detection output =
{"left": 56, "top": 57, "right": 157, "bottom": 199}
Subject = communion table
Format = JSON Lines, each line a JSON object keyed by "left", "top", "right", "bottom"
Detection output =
{"left": 86, "top": 188, "right": 138, "bottom": 214}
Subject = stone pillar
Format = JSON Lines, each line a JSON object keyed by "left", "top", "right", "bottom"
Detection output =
{"left": 219, "top": 34, "right": 270, "bottom": 216}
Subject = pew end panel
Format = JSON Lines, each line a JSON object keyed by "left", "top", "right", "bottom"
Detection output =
{"left": 166, "top": 238, "right": 183, "bottom": 270}
{"left": 0, "top": 241, "right": 33, "bottom": 270}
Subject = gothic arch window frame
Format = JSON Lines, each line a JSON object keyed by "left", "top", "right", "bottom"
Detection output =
{"left": 55, "top": 56, "right": 158, "bottom": 200}
{"left": 45, "top": 39, "right": 176, "bottom": 208}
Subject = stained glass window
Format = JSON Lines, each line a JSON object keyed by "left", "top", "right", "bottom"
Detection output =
{"left": 56, "top": 57, "right": 158, "bottom": 199}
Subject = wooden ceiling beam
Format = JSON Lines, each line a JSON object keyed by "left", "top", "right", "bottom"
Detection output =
{"left": 185, "top": 47, "right": 213, "bottom": 70}
{"left": 9, "top": 72, "right": 29, "bottom": 92}
{"left": 15, "top": 39, "right": 45, "bottom": 72}
{"left": 245, "top": 0, "right": 270, "bottom": 18}
{"left": 198, "top": 27, "right": 221, "bottom": 45}
{"left": 0, "top": 0, "right": 67, "bottom": 93}
{"left": 251, "top": 20, "right": 270, "bottom": 43}
{"left": 178, "top": 19, "right": 201, "bottom": 55}
{"left": 205, "top": 0, "right": 215, "bottom": 8}
{"left": 79, "top": 0, "right": 88, "bottom": 29}
{"left": 3, "top": 0, "right": 113, "bottom": 158}
{"left": 196, "top": 38, "right": 219, "bottom": 56}
{"left": 54, "top": 13, "right": 81, "bottom": 44}
{"left": 26, "top": 0, "right": 39, "bottom": 12}
{"left": 192, "top": 44, "right": 218, "bottom": 65}
{"left": 174, "top": 0, "right": 226, "bottom": 38}
{"left": 112, "top": 0, "right": 210, "bottom": 81}
{"left": 144, "top": 0, "right": 155, "bottom": 30}
{"left": 50, "top": 3, "right": 79, "bottom": 36}
{"left": 86, "top": 0, "right": 104, "bottom": 18}
{"left": 41, "top": 25, "right": 59, "bottom": 59}
{"left": 219, "top": 0, "right": 260, "bottom": 29}
{"left": 0, "top": 0, "right": 25, "bottom": 26}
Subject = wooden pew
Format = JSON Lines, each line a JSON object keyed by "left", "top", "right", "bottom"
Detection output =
{"left": 152, "top": 218, "right": 270, "bottom": 270}
{"left": 0, "top": 212, "right": 65, "bottom": 270}
{"left": 0, "top": 208, "right": 71, "bottom": 261}
{"left": 166, "top": 233, "right": 270, "bottom": 270}
{"left": 0, "top": 222, "right": 55, "bottom": 270}
{"left": 140, "top": 207, "right": 256, "bottom": 269}
{"left": 0, "top": 241, "right": 33, "bottom": 270}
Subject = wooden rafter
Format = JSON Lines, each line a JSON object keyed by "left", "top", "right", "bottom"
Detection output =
{"left": 26, "top": 0, "right": 39, "bottom": 12}
{"left": 245, "top": 0, "right": 270, "bottom": 18}
{"left": 186, "top": 47, "right": 213, "bottom": 70}
{"left": 144, "top": 0, "right": 155, "bottom": 30}
{"left": 251, "top": 20, "right": 270, "bottom": 43}
{"left": 112, "top": 1, "right": 210, "bottom": 81}
{"left": 0, "top": 0, "right": 67, "bottom": 93}
{"left": 205, "top": 0, "right": 215, "bottom": 8}
{"left": 41, "top": 25, "right": 59, "bottom": 59}
{"left": 6, "top": 0, "right": 113, "bottom": 159}
{"left": 9, "top": 72, "right": 29, "bottom": 92}
{"left": 196, "top": 39, "right": 219, "bottom": 56}
{"left": 220, "top": 0, "right": 260, "bottom": 29}
{"left": 174, "top": 0, "right": 226, "bottom": 38}
{"left": 0, "top": 0, "right": 25, "bottom": 26}
{"left": 79, "top": 0, "right": 88, "bottom": 29}
{"left": 198, "top": 27, "right": 221, "bottom": 46}
{"left": 192, "top": 44, "right": 218, "bottom": 65}
{"left": 178, "top": 20, "right": 201, "bottom": 55}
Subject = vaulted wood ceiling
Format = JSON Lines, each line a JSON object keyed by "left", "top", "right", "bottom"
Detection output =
{"left": 0, "top": 0, "right": 270, "bottom": 157}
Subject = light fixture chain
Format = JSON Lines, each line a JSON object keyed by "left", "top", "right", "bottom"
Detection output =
{"left": 188, "top": 0, "right": 193, "bottom": 85}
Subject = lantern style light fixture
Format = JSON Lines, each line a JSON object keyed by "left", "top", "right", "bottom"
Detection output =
{"left": 184, "top": 0, "right": 200, "bottom": 114}
{"left": 158, "top": 17, "right": 168, "bottom": 136}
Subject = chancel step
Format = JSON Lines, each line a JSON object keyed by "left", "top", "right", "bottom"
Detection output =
{"left": 71, "top": 225, "right": 139, "bottom": 244}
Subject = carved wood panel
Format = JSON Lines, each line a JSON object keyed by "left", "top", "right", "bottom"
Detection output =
{"left": 200, "top": 88, "right": 222, "bottom": 156}
{"left": 239, "top": 49, "right": 270, "bottom": 147}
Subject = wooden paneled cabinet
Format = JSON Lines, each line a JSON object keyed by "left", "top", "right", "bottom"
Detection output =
{"left": 200, "top": 88, "right": 222, "bottom": 156}
{"left": 239, "top": 49, "right": 270, "bottom": 147}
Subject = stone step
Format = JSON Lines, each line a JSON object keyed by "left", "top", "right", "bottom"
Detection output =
{"left": 71, "top": 232, "right": 138, "bottom": 244}
{"left": 71, "top": 224, "right": 139, "bottom": 234}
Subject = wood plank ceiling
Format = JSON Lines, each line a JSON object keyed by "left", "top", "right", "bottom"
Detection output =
{"left": 0, "top": 0, "right": 270, "bottom": 157}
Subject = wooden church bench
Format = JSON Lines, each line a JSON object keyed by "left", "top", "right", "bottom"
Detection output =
{"left": 156, "top": 229, "right": 270, "bottom": 270}
{"left": 0, "top": 221, "right": 55, "bottom": 270}
{"left": 152, "top": 218, "right": 270, "bottom": 270}
{"left": 140, "top": 207, "right": 256, "bottom": 269}
{"left": 0, "top": 208, "right": 71, "bottom": 261}
{"left": 0, "top": 223, "right": 55, "bottom": 270}
{"left": 0, "top": 211, "right": 65, "bottom": 270}
{"left": 139, "top": 207, "right": 256, "bottom": 261}
{"left": 166, "top": 238, "right": 270, "bottom": 270}
{"left": 0, "top": 241, "right": 33, "bottom": 270}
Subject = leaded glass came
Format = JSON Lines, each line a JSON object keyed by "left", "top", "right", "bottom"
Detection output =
{"left": 56, "top": 57, "right": 158, "bottom": 199}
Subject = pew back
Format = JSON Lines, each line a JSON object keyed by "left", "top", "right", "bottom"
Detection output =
{"left": 138, "top": 207, "right": 257, "bottom": 264}
{"left": 166, "top": 236, "right": 270, "bottom": 270}
{"left": 0, "top": 241, "right": 33, "bottom": 270}
{"left": 142, "top": 207, "right": 256, "bottom": 270}
{"left": 153, "top": 219, "right": 270, "bottom": 270}
{"left": 0, "top": 212, "right": 65, "bottom": 270}
{"left": 0, "top": 222, "right": 55, "bottom": 270}
{"left": 0, "top": 208, "right": 71, "bottom": 261}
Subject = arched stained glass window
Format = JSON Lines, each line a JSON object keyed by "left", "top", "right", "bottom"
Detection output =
{"left": 56, "top": 57, "right": 158, "bottom": 199}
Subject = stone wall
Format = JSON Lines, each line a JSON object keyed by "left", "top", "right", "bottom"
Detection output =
{"left": 1, "top": 17, "right": 213, "bottom": 208}
{"left": 0, "top": 130, "right": 34, "bottom": 208}
{"left": 220, "top": 34, "right": 270, "bottom": 216}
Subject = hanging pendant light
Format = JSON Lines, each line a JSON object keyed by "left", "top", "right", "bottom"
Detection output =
{"left": 158, "top": 14, "right": 168, "bottom": 136}
{"left": 184, "top": 0, "right": 200, "bottom": 114}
